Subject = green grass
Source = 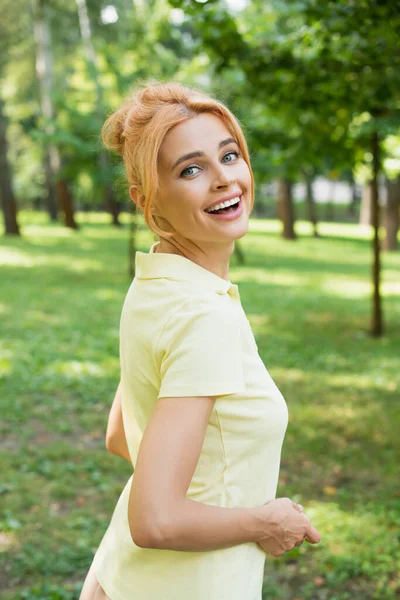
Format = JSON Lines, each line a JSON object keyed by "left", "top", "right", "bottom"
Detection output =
{"left": 1, "top": 210, "right": 399, "bottom": 600}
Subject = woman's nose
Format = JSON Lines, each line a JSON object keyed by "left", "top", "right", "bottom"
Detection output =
{"left": 211, "top": 164, "right": 234, "bottom": 189}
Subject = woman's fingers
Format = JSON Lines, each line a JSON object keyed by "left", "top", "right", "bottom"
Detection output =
{"left": 291, "top": 501, "right": 304, "bottom": 513}
{"left": 304, "top": 523, "right": 321, "bottom": 544}
{"left": 258, "top": 498, "right": 321, "bottom": 558}
{"left": 294, "top": 538, "right": 304, "bottom": 547}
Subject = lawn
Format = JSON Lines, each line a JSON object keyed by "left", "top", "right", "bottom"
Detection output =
{"left": 1, "top": 210, "right": 399, "bottom": 599}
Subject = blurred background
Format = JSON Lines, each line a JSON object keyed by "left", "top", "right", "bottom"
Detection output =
{"left": 1, "top": 1, "right": 399, "bottom": 599}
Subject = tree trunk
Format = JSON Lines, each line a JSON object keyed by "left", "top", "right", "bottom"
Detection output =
{"left": 348, "top": 177, "right": 359, "bottom": 217}
{"left": 383, "top": 177, "right": 399, "bottom": 251}
{"left": 43, "top": 149, "right": 58, "bottom": 221}
{"left": 76, "top": 0, "right": 121, "bottom": 227}
{"left": 0, "top": 98, "right": 20, "bottom": 235}
{"left": 278, "top": 178, "right": 296, "bottom": 240}
{"left": 32, "top": 0, "right": 77, "bottom": 227}
{"left": 370, "top": 131, "right": 383, "bottom": 337}
{"left": 32, "top": 0, "right": 58, "bottom": 221}
{"left": 56, "top": 179, "right": 78, "bottom": 229}
{"left": 360, "top": 184, "right": 373, "bottom": 226}
{"left": 304, "top": 173, "right": 319, "bottom": 237}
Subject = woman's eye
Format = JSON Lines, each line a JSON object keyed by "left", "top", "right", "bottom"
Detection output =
{"left": 180, "top": 165, "right": 201, "bottom": 178}
{"left": 222, "top": 151, "right": 240, "bottom": 163}
{"left": 180, "top": 151, "right": 240, "bottom": 178}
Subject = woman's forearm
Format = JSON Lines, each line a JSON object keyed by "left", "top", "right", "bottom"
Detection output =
{"left": 144, "top": 498, "right": 266, "bottom": 552}
{"left": 105, "top": 382, "right": 131, "bottom": 462}
{"left": 107, "top": 440, "right": 131, "bottom": 463}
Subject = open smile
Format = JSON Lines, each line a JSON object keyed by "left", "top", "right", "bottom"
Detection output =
{"left": 204, "top": 195, "right": 244, "bottom": 221}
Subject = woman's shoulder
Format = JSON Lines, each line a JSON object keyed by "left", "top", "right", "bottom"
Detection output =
{"left": 136, "top": 276, "right": 220, "bottom": 308}
{"left": 126, "top": 276, "right": 238, "bottom": 341}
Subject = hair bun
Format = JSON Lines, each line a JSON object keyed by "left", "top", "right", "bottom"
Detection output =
{"left": 101, "top": 99, "right": 133, "bottom": 156}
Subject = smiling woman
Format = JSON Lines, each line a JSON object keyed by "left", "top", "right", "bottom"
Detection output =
{"left": 101, "top": 82, "right": 254, "bottom": 259}
{"left": 79, "top": 81, "right": 320, "bottom": 600}
{"left": 137, "top": 110, "right": 252, "bottom": 275}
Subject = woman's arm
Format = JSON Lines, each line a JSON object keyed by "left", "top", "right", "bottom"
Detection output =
{"left": 127, "top": 394, "right": 320, "bottom": 553}
{"left": 105, "top": 382, "right": 131, "bottom": 463}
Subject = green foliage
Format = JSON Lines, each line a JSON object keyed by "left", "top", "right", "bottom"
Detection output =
{"left": 169, "top": 0, "right": 400, "bottom": 181}
{"left": 1, "top": 0, "right": 203, "bottom": 209}
{"left": 1, "top": 211, "right": 399, "bottom": 598}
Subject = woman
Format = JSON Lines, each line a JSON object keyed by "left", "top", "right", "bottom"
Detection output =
{"left": 79, "top": 81, "right": 321, "bottom": 600}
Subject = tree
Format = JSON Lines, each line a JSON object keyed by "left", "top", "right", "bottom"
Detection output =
{"left": 0, "top": 98, "right": 20, "bottom": 235}
{"left": 0, "top": 0, "right": 26, "bottom": 235}
{"left": 302, "top": 167, "right": 319, "bottom": 237}
{"left": 75, "top": 0, "right": 121, "bottom": 226}
{"left": 31, "top": 0, "right": 79, "bottom": 228}
{"left": 384, "top": 176, "right": 399, "bottom": 251}
{"left": 277, "top": 179, "right": 296, "bottom": 240}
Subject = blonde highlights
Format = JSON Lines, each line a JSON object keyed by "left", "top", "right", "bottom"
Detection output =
{"left": 101, "top": 80, "right": 254, "bottom": 240}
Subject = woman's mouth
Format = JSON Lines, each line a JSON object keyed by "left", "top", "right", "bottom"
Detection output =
{"left": 204, "top": 195, "right": 244, "bottom": 221}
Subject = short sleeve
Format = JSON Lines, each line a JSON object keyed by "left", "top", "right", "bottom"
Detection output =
{"left": 157, "top": 301, "right": 245, "bottom": 398}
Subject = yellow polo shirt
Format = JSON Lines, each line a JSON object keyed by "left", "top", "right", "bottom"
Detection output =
{"left": 92, "top": 242, "right": 289, "bottom": 600}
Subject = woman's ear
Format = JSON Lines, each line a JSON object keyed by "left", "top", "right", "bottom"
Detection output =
{"left": 130, "top": 186, "right": 161, "bottom": 218}
{"left": 129, "top": 186, "right": 145, "bottom": 211}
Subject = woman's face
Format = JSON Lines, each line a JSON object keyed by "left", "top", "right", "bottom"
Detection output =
{"left": 153, "top": 113, "right": 252, "bottom": 248}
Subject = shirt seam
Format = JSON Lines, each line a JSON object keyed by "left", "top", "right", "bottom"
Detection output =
{"left": 214, "top": 406, "right": 228, "bottom": 506}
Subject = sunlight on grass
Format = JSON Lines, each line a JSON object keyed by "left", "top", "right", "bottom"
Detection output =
{"left": 235, "top": 268, "right": 306, "bottom": 286}
{"left": 93, "top": 289, "right": 123, "bottom": 300}
{"left": 0, "top": 247, "right": 36, "bottom": 266}
{"left": 248, "top": 218, "right": 373, "bottom": 240}
{"left": 0, "top": 532, "right": 19, "bottom": 551}
{"left": 0, "top": 247, "right": 103, "bottom": 272}
{"left": 0, "top": 346, "right": 13, "bottom": 376}
{"left": 75, "top": 211, "right": 132, "bottom": 226}
{"left": 23, "top": 310, "right": 63, "bottom": 325}
{"left": 321, "top": 277, "right": 400, "bottom": 299}
{"left": 270, "top": 367, "right": 307, "bottom": 384}
{"left": 0, "top": 302, "right": 11, "bottom": 315}
{"left": 321, "top": 277, "right": 371, "bottom": 298}
{"left": 67, "top": 259, "right": 104, "bottom": 273}
{"left": 308, "top": 501, "right": 399, "bottom": 556}
{"left": 21, "top": 225, "right": 78, "bottom": 239}
{"left": 248, "top": 219, "right": 281, "bottom": 233}
{"left": 382, "top": 281, "right": 400, "bottom": 296}
{"left": 295, "top": 401, "right": 380, "bottom": 424}
{"left": 45, "top": 360, "right": 104, "bottom": 378}
{"left": 317, "top": 222, "right": 374, "bottom": 239}
{"left": 328, "top": 373, "right": 398, "bottom": 392}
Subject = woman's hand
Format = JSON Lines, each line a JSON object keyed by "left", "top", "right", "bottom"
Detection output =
{"left": 256, "top": 498, "right": 321, "bottom": 557}
{"left": 106, "top": 382, "right": 131, "bottom": 463}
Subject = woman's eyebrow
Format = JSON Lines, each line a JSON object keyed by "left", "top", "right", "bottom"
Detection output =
{"left": 171, "top": 137, "right": 238, "bottom": 170}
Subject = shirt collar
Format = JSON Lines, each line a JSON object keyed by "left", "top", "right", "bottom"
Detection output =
{"left": 135, "top": 242, "right": 240, "bottom": 298}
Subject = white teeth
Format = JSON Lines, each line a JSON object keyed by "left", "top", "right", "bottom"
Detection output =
{"left": 206, "top": 196, "right": 241, "bottom": 213}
